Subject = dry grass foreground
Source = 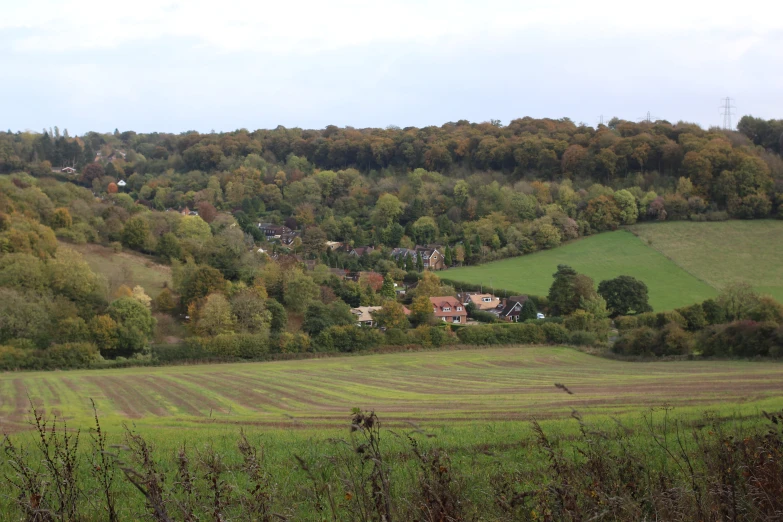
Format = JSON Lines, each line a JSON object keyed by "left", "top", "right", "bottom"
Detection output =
{"left": 1, "top": 346, "right": 782, "bottom": 434}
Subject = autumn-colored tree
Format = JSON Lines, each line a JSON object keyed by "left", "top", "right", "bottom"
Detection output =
{"left": 114, "top": 284, "right": 133, "bottom": 299}
{"left": 90, "top": 314, "right": 119, "bottom": 353}
{"left": 194, "top": 293, "right": 236, "bottom": 336}
{"left": 372, "top": 300, "right": 409, "bottom": 329}
{"left": 80, "top": 162, "right": 104, "bottom": 185}
{"left": 358, "top": 271, "right": 383, "bottom": 292}
{"left": 410, "top": 295, "right": 435, "bottom": 325}
{"left": 107, "top": 182, "right": 118, "bottom": 194}
{"left": 153, "top": 288, "right": 178, "bottom": 314}
{"left": 197, "top": 201, "right": 217, "bottom": 223}
{"left": 50, "top": 207, "right": 73, "bottom": 229}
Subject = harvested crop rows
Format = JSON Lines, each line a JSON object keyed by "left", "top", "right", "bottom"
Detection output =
{"left": 2, "top": 347, "right": 783, "bottom": 434}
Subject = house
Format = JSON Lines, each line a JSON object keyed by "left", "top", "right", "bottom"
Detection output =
{"left": 351, "top": 306, "right": 384, "bottom": 327}
{"left": 60, "top": 166, "right": 76, "bottom": 174}
{"left": 390, "top": 245, "right": 445, "bottom": 270}
{"left": 325, "top": 241, "right": 343, "bottom": 251}
{"left": 467, "top": 293, "right": 501, "bottom": 311}
{"left": 348, "top": 246, "right": 374, "bottom": 257}
{"left": 496, "top": 296, "right": 530, "bottom": 322}
{"left": 258, "top": 223, "right": 293, "bottom": 240}
{"left": 279, "top": 232, "right": 299, "bottom": 246}
{"left": 415, "top": 245, "right": 444, "bottom": 270}
{"left": 117, "top": 180, "right": 127, "bottom": 188}
{"left": 430, "top": 296, "right": 467, "bottom": 324}
{"left": 329, "top": 268, "right": 348, "bottom": 279}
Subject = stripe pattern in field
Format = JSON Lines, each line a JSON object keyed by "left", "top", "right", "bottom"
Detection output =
{"left": 2, "top": 347, "right": 783, "bottom": 432}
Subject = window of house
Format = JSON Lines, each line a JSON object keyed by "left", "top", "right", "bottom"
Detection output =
{"left": 443, "top": 307, "right": 451, "bottom": 312}
{"left": 483, "top": 297, "right": 491, "bottom": 302}
{"left": 456, "top": 306, "right": 463, "bottom": 311}
{"left": 453, "top": 316, "right": 461, "bottom": 323}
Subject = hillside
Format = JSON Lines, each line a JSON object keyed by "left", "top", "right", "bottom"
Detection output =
{"left": 629, "top": 220, "right": 783, "bottom": 303}
{"left": 443, "top": 228, "right": 719, "bottom": 311}
{"left": 62, "top": 241, "right": 172, "bottom": 298}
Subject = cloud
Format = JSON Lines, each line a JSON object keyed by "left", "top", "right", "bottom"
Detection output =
{"left": 5, "top": 0, "right": 780, "bottom": 55}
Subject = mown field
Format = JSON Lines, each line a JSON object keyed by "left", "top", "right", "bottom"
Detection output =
{"left": 629, "top": 220, "right": 783, "bottom": 303}
{"left": 3, "top": 346, "right": 782, "bottom": 436}
{"left": 444, "top": 230, "right": 717, "bottom": 310}
{"left": 62, "top": 240, "right": 173, "bottom": 298}
{"left": 2, "top": 347, "right": 783, "bottom": 520}
{"left": 444, "top": 220, "right": 783, "bottom": 311}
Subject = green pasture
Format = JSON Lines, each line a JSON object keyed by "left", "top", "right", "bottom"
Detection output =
{"left": 629, "top": 220, "right": 783, "bottom": 303}
{"left": 444, "top": 230, "right": 717, "bottom": 310}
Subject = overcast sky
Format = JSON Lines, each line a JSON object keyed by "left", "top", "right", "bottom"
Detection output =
{"left": 2, "top": 0, "right": 781, "bottom": 135}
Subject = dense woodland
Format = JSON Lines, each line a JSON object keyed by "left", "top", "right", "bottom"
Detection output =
{"left": 1, "top": 116, "right": 782, "bottom": 367}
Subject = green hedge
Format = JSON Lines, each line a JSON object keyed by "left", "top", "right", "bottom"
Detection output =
{"left": 0, "top": 343, "right": 101, "bottom": 371}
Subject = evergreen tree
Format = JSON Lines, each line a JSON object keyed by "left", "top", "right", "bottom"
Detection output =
{"left": 416, "top": 252, "right": 424, "bottom": 272}
{"left": 444, "top": 245, "right": 453, "bottom": 267}
{"left": 404, "top": 254, "right": 414, "bottom": 272}
{"left": 464, "top": 240, "right": 472, "bottom": 259}
{"left": 520, "top": 298, "right": 538, "bottom": 321}
{"left": 380, "top": 274, "right": 396, "bottom": 300}
{"left": 548, "top": 264, "right": 579, "bottom": 316}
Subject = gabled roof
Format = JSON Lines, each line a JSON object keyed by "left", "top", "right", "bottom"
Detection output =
{"left": 468, "top": 294, "right": 501, "bottom": 311}
{"left": 429, "top": 296, "right": 465, "bottom": 316}
{"left": 351, "top": 306, "right": 383, "bottom": 323}
{"left": 499, "top": 295, "right": 529, "bottom": 317}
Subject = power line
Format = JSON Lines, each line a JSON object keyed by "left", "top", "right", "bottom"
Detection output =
{"left": 636, "top": 111, "right": 659, "bottom": 124}
{"left": 720, "top": 97, "right": 736, "bottom": 130}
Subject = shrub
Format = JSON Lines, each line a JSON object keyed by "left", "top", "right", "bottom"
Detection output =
{"left": 507, "top": 323, "right": 546, "bottom": 344}
{"left": 383, "top": 328, "right": 410, "bottom": 345}
{"left": 187, "top": 333, "right": 270, "bottom": 358}
{"left": 568, "top": 330, "right": 597, "bottom": 346}
{"left": 676, "top": 303, "right": 707, "bottom": 331}
{"left": 614, "top": 315, "right": 638, "bottom": 331}
{"left": 455, "top": 325, "right": 499, "bottom": 345}
{"left": 542, "top": 322, "right": 570, "bottom": 344}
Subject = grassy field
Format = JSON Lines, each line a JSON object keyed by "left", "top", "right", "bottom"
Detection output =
{"left": 2, "top": 347, "right": 782, "bottom": 519}
{"left": 3, "top": 346, "right": 782, "bottom": 435}
{"left": 63, "top": 240, "right": 172, "bottom": 298}
{"left": 444, "top": 230, "right": 717, "bottom": 310}
{"left": 629, "top": 220, "right": 783, "bottom": 302}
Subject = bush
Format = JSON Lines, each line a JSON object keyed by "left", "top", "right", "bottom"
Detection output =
{"left": 507, "top": 323, "right": 545, "bottom": 344}
{"left": 542, "top": 322, "right": 570, "bottom": 344}
{"left": 568, "top": 330, "right": 597, "bottom": 346}
{"left": 317, "top": 325, "right": 383, "bottom": 353}
{"left": 187, "top": 333, "right": 270, "bottom": 358}
{"left": 455, "top": 325, "right": 501, "bottom": 345}
{"left": 676, "top": 303, "right": 707, "bottom": 331}
{"left": 383, "top": 328, "right": 411, "bottom": 345}
{"left": 697, "top": 321, "right": 782, "bottom": 358}
{"left": 152, "top": 343, "right": 210, "bottom": 362}
{"left": 614, "top": 315, "right": 638, "bottom": 331}
{"left": 0, "top": 342, "right": 101, "bottom": 370}
{"left": 705, "top": 211, "right": 729, "bottom": 221}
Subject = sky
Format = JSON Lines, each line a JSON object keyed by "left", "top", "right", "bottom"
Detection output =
{"left": 1, "top": 0, "right": 781, "bottom": 135}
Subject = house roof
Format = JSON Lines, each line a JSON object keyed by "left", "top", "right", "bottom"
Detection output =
{"left": 429, "top": 296, "right": 466, "bottom": 316}
{"left": 498, "top": 295, "right": 529, "bottom": 317}
{"left": 468, "top": 294, "right": 502, "bottom": 311}
{"left": 351, "top": 306, "right": 383, "bottom": 323}
{"left": 351, "top": 246, "right": 374, "bottom": 256}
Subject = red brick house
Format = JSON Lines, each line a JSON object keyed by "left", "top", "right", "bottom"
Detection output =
{"left": 430, "top": 296, "right": 467, "bottom": 324}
